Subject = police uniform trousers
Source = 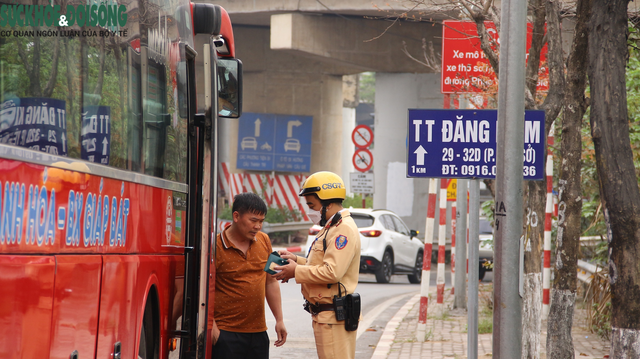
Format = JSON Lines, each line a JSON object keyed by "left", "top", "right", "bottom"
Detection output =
{"left": 312, "top": 319, "right": 356, "bottom": 359}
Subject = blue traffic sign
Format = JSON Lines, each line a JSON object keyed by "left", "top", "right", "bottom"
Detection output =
{"left": 407, "top": 109, "right": 545, "bottom": 180}
{"left": 237, "top": 113, "right": 312, "bottom": 172}
{"left": 81, "top": 106, "right": 111, "bottom": 164}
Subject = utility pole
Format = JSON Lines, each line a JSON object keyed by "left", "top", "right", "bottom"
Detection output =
{"left": 493, "top": 0, "right": 527, "bottom": 356}
{"left": 454, "top": 179, "right": 467, "bottom": 309}
{"left": 468, "top": 180, "right": 480, "bottom": 359}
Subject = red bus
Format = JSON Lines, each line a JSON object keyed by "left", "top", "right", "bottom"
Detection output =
{"left": 0, "top": 2, "right": 241, "bottom": 358}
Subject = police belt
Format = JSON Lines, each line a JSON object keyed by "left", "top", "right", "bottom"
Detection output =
{"left": 304, "top": 301, "right": 334, "bottom": 315}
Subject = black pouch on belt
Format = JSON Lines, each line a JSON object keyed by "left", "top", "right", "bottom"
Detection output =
{"left": 344, "top": 293, "right": 361, "bottom": 331}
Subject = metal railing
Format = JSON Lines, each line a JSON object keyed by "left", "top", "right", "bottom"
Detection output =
{"left": 261, "top": 221, "right": 313, "bottom": 234}
{"left": 577, "top": 259, "right": 603, "bottom": 284}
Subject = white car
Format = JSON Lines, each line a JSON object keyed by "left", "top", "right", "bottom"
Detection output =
{"left": 305, "top": 209, "right": 424, "bottom": 284}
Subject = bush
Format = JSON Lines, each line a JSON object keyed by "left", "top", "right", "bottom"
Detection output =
{"left": 585, "top": 268, "right": 612, "bottom": 341}
{"left": 218, "top": 203, "right": 301, "bottom": 223}
{"left": 343, "top": 193, "right": 373, "bottom": 209}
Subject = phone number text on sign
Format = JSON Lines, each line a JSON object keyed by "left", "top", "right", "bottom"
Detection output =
{"left": 407, "top": 109, "right": 545, "bottom": 180}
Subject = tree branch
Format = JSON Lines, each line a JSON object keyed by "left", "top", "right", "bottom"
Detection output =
{"left": 43, "top": 37, "right": 60, "bottom": 98}
{"left": 540, "top": 0, "right": 566, "bottom": 125}
{"left": 525, "top": 0, "right": 546, "bottom": 102}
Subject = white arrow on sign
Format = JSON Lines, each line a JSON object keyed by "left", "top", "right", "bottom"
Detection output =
{"left": 254, "top": 118, "right": 261, "bottom": 137}
{"left": 61, "top": 133, "right": 66, "bottom": 153}
{"left": 102, "top": 137, "right": 109, "bottom": 155}
{"left": 287, "top": 120, "right": 302, "bottom": 137}
{"left": 414, "top": 145, "right": 428, "bottom": 165}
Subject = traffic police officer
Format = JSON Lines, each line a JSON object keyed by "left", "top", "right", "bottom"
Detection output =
{"left": 274, "top": 171, "right": 361, "bottom": 359}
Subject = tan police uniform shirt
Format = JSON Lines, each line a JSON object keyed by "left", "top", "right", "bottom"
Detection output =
{"left": 294, "top": 209, "right": 361, "bottom": 324}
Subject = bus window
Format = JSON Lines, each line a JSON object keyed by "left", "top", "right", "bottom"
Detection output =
{"left": 0, "top": 9, "right": 189, "bottom": 183}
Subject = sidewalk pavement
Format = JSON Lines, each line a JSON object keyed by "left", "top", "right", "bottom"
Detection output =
{"left": 371, "top": 285, "right": 610, "bottom": 359}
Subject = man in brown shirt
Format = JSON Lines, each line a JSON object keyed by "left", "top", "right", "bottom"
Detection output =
{"left": 212, "top": 193, "right": 287, "bottom": 358}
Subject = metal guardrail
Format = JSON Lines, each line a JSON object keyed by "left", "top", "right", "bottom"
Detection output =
{"left": 261, "top": 221, "right": 313, "bottom": 234}
{"left": 577, "top": 259, "right": 603, "bottom": 284}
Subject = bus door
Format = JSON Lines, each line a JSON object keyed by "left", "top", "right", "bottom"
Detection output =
{"left": 178, "top": 4, "right": 242, "bottom": 359}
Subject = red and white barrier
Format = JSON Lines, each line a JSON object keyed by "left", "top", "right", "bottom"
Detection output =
{"left": 450, "top": 202, "right": 456, "bottom": 294}
{"left": 417, "top": 178, "right": 437, "bottom": 342}
{"left": 543, "top": 126, "right": 554, "bottom": 319}
{"left": 437, "top": 178, "right": 447, "bottom": 303}
{"left": 270, "top": 174, "right": 309, "bottom": 221}
{"left": 219, "top": 162, "right": 309, "bottom": 221}
{"left": 220, "top": 162, "right": 244, "bottom": 201}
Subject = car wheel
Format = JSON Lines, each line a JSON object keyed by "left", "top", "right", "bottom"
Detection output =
{"left": 479, "top": 266, "right": 486, "bottom": 281}
{"left": 375, "top": 251, "right": 393, "bottom": 283}
{"left": 408, "top": 252, "right": 423, "bottom": 284}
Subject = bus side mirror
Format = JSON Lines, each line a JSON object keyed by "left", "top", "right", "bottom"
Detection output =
{"left": 217, "top": 58, "right": 242, "bottom": 118}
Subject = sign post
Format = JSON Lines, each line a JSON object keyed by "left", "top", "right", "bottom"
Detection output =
{"left": 351, "top": 124, "right": 374, "bottom": 207}
{"left": 350, "top": 172, "right": 374, "bottom": 208}
{"left": 493, "top": 0, "right": 528, "bottom": 355}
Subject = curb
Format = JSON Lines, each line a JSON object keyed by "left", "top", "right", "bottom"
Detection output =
{"left": 370, "top": 294, "right": 420, "bottom": 359}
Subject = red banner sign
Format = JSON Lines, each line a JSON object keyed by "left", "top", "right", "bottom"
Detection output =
{"left": 441, "top": 20, "right": 548, "bottom": 94}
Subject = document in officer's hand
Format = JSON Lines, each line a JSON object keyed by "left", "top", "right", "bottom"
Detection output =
{"left": 264, "top": 251, "right": 288, "bottom": 275}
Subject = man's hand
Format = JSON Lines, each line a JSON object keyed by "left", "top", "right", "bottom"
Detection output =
{"left": 278, "top": 250, "right": 296, "bottom": 262}
{"left": 211, "top": 323, "right": 221, "bottom": 346}
{"left": 273, "top": 260, "right": 297, "bottom": 283}
{"left": 274, "top": 320, "right": 287, "bottom": 347}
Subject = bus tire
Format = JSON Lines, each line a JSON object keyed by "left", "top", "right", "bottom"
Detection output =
{"left": 139, "top": 290, "right": 159, "bottom": 359}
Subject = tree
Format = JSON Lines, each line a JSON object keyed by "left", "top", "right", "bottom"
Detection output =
{"left": 588, "top": 0, "right": 640, "bottom": 356}
{"left": 546, "top": 0, "right": 591, "bottom": 357}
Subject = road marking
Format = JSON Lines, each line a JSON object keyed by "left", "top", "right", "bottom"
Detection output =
{"left": 357, "top": 292, "right": 416, "bottom": 340}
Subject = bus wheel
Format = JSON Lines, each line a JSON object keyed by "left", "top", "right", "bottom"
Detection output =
{"left": 139, "top": 292, "right": 159, "bottom": 359}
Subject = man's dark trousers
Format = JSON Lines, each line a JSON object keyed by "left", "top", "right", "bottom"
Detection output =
{"left": 212, "top": 330, "right": 269, "bottom": 359}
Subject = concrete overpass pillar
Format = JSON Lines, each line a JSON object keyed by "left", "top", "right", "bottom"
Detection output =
{"left": 373, "top": 73, "right": 443, "bottom": 232}
{"left": 228, "top": 26, "right": 345, "bottom": 176}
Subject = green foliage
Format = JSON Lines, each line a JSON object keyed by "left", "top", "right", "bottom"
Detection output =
{"left": 218, "top": 203, "right": 301, "bottom": 223}
{"left": 343, "top": 193, "right": 373, "bottom": 209}
{"left": 590, "top": 301, "right": 612, "bottom": 341}
{"left": 359, "top": 72, "right": 375, "bottom": 103}
{"left": 481, "top": 199, "right": 495, "bottom": 223}
{"left": 218, "top": 206, "right": 233, "bottom": 220}
{"left": 477, "top": 317, "right": 493, "bottom": 334}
